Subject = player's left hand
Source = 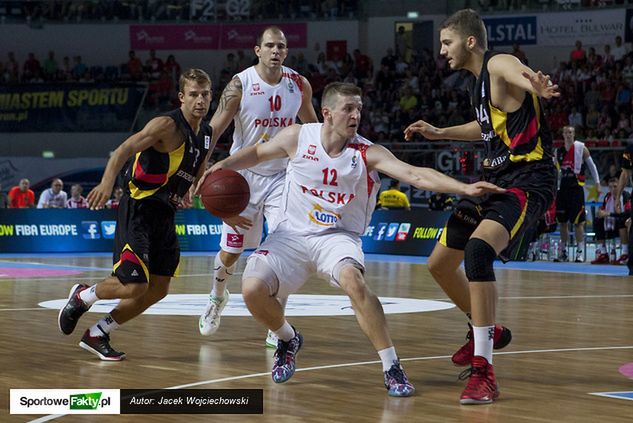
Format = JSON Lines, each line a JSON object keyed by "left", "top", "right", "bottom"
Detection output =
{"left": 522, "top": 70, "right": 560, "bottom": 99}
{"left": 195, "top": 161, "right": 226, "bottom": 195}
{"left": 463, "top": 181, "right": 506, "bottom": 197}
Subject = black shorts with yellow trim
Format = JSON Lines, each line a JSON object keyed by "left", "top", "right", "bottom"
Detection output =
{"left": 555, "top": 185, "right": 586, "bottom": 224}
{"left": 439, "top": 163, "right": 556, "bottom": 261}
{"left": 112, "top": 195, "right": 180, "bottom": 284}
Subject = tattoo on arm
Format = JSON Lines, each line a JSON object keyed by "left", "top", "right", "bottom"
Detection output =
{"left": 217, "top": 78, "right": 242, "bottom": 113}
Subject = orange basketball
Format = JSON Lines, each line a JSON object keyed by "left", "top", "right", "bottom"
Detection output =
{"left": 199, "top": 169, "right": 250, "bottom": 218}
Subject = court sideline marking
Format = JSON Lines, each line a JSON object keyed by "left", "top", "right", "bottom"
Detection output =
{"left": 27, "top": 344, "right": 633, "bottom": 423}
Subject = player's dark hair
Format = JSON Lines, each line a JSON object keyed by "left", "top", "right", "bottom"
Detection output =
{"left": 440, "top": 9, "right": 487, "bottom": 50}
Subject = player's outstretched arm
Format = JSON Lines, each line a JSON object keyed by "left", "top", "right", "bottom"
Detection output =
{"left": 297, "top": 76, "right": 319, "bottom": 123}
{"left": 87, "top": 116, "right": 174, "bottom": 210}
{"left": 209, "top": 77, "right": 242, "bottom": 146}
{"left": 404, "top": 119, "right": 481, "bottom": 142}
{"left": 367, "top": 144, "right": 505, "bottom": 197}
{"left": 488, "top": 55, "right": 560, "bottom": 99}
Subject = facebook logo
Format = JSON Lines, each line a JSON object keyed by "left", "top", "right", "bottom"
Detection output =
{"left": 101, "top": 221, "right": 116, "bottom": 239}
{"left": 373, "top": 223, "right": 388, "bottom": 240}
{"left": 385, "top": 223, "right": 400, "bottom": 241}
{"left": 82, "top": 221, "right": 101, "bottom": 239}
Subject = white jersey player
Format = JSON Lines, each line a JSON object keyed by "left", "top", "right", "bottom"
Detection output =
{"left": 198, "top": 82, "right": 504, "bottom": 397}
{"left": 199, "top": 26, "right": 318, "bottom": 341}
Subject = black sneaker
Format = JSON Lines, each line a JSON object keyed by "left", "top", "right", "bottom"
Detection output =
{"left": 58, "top": 284, "right": 90, "bottom": 335}
{"left": 272, "top": 329, "right": 303, "bottom": 383}
{"left": 79, "top": 329, "right": 126, "bottom": 361}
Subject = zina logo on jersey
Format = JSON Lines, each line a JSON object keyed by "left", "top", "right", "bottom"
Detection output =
{"left": 309, "top": 204, "right": 341, "bottom": 227}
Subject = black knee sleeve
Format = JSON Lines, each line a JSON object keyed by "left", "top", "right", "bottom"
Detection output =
{"left": 464, "top": 238, "right": 497, "bottom": 282}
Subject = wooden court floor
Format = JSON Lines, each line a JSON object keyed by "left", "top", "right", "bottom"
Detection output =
{"left": 1, "top": 254, "right": 632, "bottom": 422}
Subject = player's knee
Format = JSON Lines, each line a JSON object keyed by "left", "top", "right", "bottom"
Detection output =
{"left": 242, "top": 256, "right": 279, "bottom": 303}
{"left": 427, "top": 253, "right": 445, "bottom": 279}
{"left": 464, "top": 238, "right": 497, "bottom": 282}
{"left": 220, "top": 250, "right": 241, "bottom": 268}
{"left": 336, "top": 262, "right": 367, "bottom": 301}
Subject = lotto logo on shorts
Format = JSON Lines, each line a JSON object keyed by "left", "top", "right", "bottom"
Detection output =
{"left": 227, "top": 233, "right": 244, "bottom": 248}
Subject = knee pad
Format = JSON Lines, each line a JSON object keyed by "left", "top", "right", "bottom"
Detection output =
{"left": 464, "top": 238, "right": 497, "bottom": 282}
{"left": 243, "top": 256, "right": 280, "bottom": 296}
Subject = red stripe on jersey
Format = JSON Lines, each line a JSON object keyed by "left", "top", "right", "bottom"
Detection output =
{"left": 348, "top": 143, "right": 374, "bottom": 196}
{"left": 134, "top": 160, "right": 167, "bottom": 185}
{"left": 510, "top": 115, "right": 538, "bottom": 149}
{"left": 283, "top": 72, "right": 304, "bottom": 92}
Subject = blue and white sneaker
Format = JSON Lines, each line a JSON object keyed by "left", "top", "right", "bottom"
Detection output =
{"left": 272, "top": 329, "right": 303, "bottom": 383}
{"left": 383, "top": 360, "right": 415, "bottom": 397}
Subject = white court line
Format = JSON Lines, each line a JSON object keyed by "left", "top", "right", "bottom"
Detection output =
{"left": 27, "top": 344, "right": 633, "bottom": 423}
{"left": 5, "top": 293, "right": 633, "bottom": 313}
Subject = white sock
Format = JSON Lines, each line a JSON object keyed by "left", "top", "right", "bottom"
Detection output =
{"left": 273, "top": 321, "right": 295, "bottom": 342}
{"left": 89, "top": 314, "right": 119, "bottom": 337}
{"left": 79, "top": 285, "right": 99, "bottom": 306}
{"left": 377, "top": 346, "right": 398, "bottom": 371}
{"left": 211, "top": 254, "right": 235, "bottom": 298}
{"left": 623, "top": 244, "right": 629, "bottom": 254}
{"left": 577, "top": 240, "right": 585, "bottom": 253}
{"left": 473, "top": 325, "right": 494, "bottom": 364}
{"left": 597, "top": 244, "right": 606, "bottom": 255}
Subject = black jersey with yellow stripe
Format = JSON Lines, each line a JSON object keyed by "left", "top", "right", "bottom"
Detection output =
{"left": 470, "top": 51, "right": 554, "bottom": 178}
{"left": 124, "top": 108, "right": 212, "bottom": 210}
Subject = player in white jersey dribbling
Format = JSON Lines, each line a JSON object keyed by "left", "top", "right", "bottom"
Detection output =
{"left": 197, "top": 82, "right": 504, "bottom": 397}
{"left": 199, "top": 26, "right": 318, "bottom": 342}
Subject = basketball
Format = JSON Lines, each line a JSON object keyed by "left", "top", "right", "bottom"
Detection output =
{"left": 199, "top": 169, "right": 250, "bottom": 218}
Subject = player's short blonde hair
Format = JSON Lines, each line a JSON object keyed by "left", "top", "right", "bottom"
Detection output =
{"left": 178, "top": 68, "right": 211, "bottom": 93}
{"left": 321, "top": 82, "right": 362, "bottom": 108}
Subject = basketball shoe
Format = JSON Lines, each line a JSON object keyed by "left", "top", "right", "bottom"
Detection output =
{"left": 265, "top": 330, "right": 278, "bottom": 348}
{"left": 591, "top": 253, "right": 610, "bottom": 264}
{"left": 459, "top": 356, "right": 499, "bottom": 404}
{"left": 383, "top": 360, "right": 415, "bottom": 397}
{"left": 272, "top": 329, "right": 303, "bottom": 383}
{"left": 452, "top": 324, "right": 512, "bottom": 366}
{"left": 58, "top": 283, "right": 90, "bottom": 335}
{"left": 199, "top": 289, "right": 229, "bottom": 336}
{"left": 79, "top": 329, "right": 126, "bottom": 361}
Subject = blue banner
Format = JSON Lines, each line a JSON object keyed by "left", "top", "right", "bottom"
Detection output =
{"left": 361, "top": 209, "right": 450, "bottom": 256}
{"left": 0, "top": 208, "right": 450, "bottom": 256}
{"left": 0, "top": 83, "right": 147, "bottom": 132}
{"left": 483, "top": 16, "right": 537, "bottom": 47}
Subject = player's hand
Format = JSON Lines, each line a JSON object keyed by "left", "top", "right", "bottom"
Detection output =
{"left": 87, "top": 183, "right": 114, "bottom": 210}
{"left": 195, "top": 162, "right": 225, "bottom": 195}
{"left": 223, "top": 215, "right": 253, "bottom": 233}
{"left": 462, "top": 181, "right": 506, "bottom": 197}
{"left": 404, "top": 120, "right": 442, "bottom": 141}
{"left": 181, "top": 185, "right": 195, "bottom": 208}
{"left": 521, "top": 70, "right": 560, "bottom": 99}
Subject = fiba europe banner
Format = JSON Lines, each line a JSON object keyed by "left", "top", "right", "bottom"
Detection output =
{"left": 0, "top": 208, "right": 449, "bottom": 255}
{"left": 0, "top": 209, "right": 225, "bottom": 253}
{"left": 130, "top": 23, "right": 307, "bottom": 50}
{"left": 0, "top": 83, "right": 147, "bottom": 132}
